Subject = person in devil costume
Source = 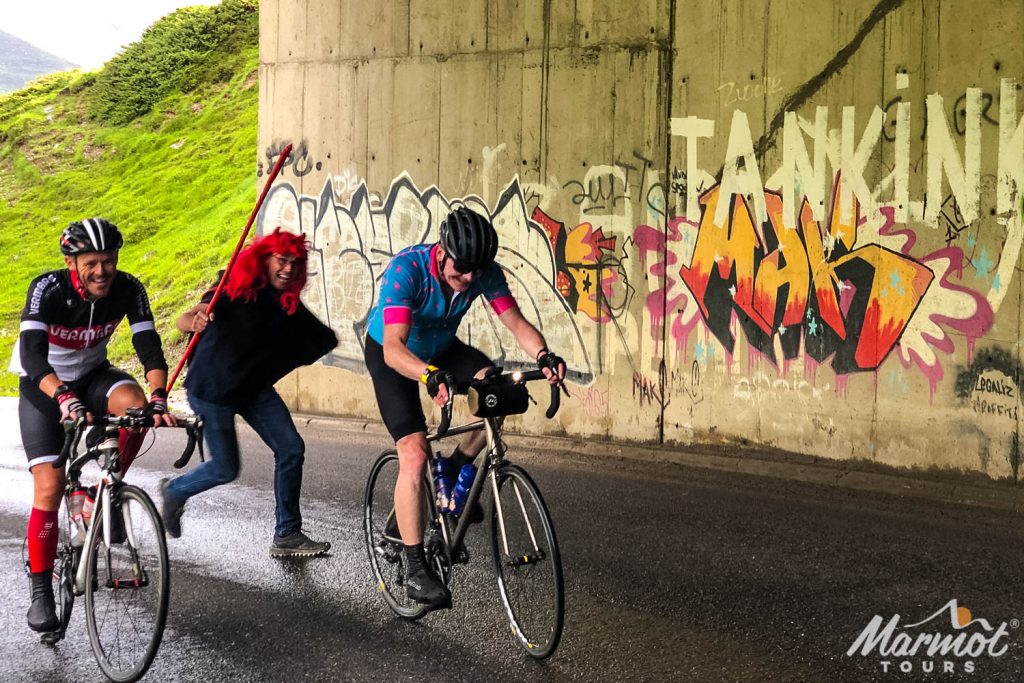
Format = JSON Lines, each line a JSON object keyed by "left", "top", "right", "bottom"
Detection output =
{"left": 160, "top": 228, "right": 337, "bottom": 557}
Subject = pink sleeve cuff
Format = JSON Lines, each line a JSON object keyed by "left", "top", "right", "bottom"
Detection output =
{"left": 383, "top": 307, "right": 413, "bottom": 325}
{"left": 489, "top": 294, "right": 517, "bottom": 316}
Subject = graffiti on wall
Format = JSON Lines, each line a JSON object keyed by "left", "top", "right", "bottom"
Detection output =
{"left": 258, "top": 140, "right": 325, "bottom": 178}
{"left": 656, "top": 79, "right": 1023, "bottom": 394}
{"left": 954, "top": 347, "right": 1024, "bottom": 478}
{"left": 258, "top": 77, "right": 1023, "bottom": 418}
{"left": 255, "top": 173, "right": 622, "bottom": 384}
{"left": 668, "top": 175, "right": 994, "bottom": 389}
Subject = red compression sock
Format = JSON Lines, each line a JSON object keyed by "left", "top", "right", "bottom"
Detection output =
{"left": 118, "top": 428, "right": 147, "bottom": 475}
{"left": 27, "top": 507, "right": 59, "bottom": 573}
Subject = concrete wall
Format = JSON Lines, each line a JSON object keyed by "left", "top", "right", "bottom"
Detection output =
{"left": 257, "top": 0, "right": 1024, "bottom": 478}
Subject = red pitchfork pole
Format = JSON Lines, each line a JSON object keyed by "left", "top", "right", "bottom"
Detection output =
{"left": 165, "top": 143, "right": 294, "bottom": 392}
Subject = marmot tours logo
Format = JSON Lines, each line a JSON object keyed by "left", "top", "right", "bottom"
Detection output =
{"left": 847, "top": 599, "right": 1017, "bottom": 674}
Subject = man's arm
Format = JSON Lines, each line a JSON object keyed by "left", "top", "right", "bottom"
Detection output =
{"left": 497, "top": 306, "right": 566, "bottom": 383}
{"left": 382, "top": 322, "right": 431, "bottom": 380}
{"left": 496, "top": 306, "right": 547, "bottom": 360}
{"left": 18, "top": 274, "right": 60, "bottom": 389}
{"left": 382, "top": 323, "right": 451, "bottom": 406}
{"left": 144, "top": 369, "right": 169, "bottom": 394}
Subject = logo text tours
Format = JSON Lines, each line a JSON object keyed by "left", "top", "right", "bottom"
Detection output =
{"left": 846, "top": 599, "right": 1015, "bottom": 675}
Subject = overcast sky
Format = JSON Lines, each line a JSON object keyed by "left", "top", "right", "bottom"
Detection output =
{"left": 1, "top": 1, "right": 222, "bottom": 70}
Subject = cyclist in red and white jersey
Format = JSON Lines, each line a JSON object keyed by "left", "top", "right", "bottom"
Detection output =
{"left": 11, "top": 218, "right": 175, "bottom": 634}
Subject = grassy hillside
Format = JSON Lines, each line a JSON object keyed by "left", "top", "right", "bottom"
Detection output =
{"left": 0, "top": 0, "right": 259, "bottom": 394}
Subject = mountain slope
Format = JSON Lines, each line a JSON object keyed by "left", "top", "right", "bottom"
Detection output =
{"left": 0, "top": 30, "right": 76, "bottom": 94}
{"left": 0, "top": 0, "right": 259, "bottom": 394}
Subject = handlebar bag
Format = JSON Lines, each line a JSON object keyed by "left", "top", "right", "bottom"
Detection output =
{"left": 467, "top": 377, "right": 529, "bottom": 417}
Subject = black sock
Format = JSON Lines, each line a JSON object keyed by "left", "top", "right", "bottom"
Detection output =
{"left": 403, "top": 543, "right": 426, "bottom": 571}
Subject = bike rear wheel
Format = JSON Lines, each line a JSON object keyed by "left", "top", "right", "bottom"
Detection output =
{"left": 84, "top": 484, "right": 169, "bottom": 682}
{"left": 364, "top": 450, "right": 449, "bottom": 620}
{"left": 489, "top": 463, "right": 564, "bottom": 659}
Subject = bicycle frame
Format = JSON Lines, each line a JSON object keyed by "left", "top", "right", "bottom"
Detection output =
{"left": 56, "top": 412, "right": 202, "bottom": 595}
{"left": 425, "top": 414, "right": 518, "bottom": 561}
{"left": 423, "top": 417, "right": 487, "bottom": 557}
{"left": 422, "top": 368, "right": 563, "bottom": 560}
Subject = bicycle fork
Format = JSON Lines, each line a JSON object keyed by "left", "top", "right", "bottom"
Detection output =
{"left": 489, "top": 469, "right": 545, "bottom": 568}
{"left": 72, "top": 480, "right": 138, "bottom": 593}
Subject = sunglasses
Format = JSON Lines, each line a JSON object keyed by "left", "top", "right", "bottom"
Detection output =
{"left": 451, "top": 261, "right": 479, "bottom": 276}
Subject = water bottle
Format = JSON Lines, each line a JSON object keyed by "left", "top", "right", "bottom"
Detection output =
{"left": 432, "top": 454, "right": 454, "bottom": 513}
{"left": 451, "top": 464, "right": 477, "bottom": 517}
{"left": 83, "top": 486, "right": 96, "bottom": 527}
{"left": 69, "top": 486, "right": 88, "bottom": 547}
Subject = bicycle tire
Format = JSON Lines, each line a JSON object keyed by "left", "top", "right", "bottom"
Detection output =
{"left": 84, "top": 485, "right": 169, "bottom": 682}
{"left": 56, "top": 544, "right": 77, "bottom": 632}
{"left": 489, "top": 463, "right": 564, "bottom": 659}
{"left": 364, "top": 450, "right": 449, "bottom": 620}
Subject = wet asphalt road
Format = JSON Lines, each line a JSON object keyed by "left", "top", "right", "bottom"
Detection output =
{"left": 1, "top": 398, "right": 1022, "bottom": 682}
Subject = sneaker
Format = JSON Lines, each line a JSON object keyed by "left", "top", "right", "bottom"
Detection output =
{"left": 404, "top": 564, "right": 451, "bottom": 608}
{"left": 27, "top": 571, "right": 58, "bottom": 633}
{"left": 159, "top": 478, "right": 184, "bottom": 539}
{"left": 270, "top": 530, "right": 331, "bottom": 558}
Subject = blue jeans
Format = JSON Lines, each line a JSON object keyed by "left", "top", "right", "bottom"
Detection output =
{"left": 166, "top": 387, "right": 306, "bottom": 537}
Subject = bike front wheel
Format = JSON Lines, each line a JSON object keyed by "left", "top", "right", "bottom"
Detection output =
{"left": 489, "top": 463, "right": 564, "bottom": 659}
{"left": 84, "top": 484, "right": 169, "bottom": 682}
{"left": 364, "top": 450, "right": 448, "bottom": 621}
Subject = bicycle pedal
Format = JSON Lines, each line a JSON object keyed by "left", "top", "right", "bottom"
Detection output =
{"left": 39, "top": 630, "right": 63, "bottom": 645}
{"left": 375, "top": 540, "right": 401, "bottom": 564}
{"left": 452, "top": 547, "right": 470, "bottom": 565}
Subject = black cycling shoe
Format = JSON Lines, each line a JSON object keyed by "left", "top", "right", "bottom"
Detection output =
{"left": 27, "top": 571, "right": 58, "bottom": 633}
{"left": 403, "top": 543, "right": 451, "bottom": 608}
{"left": 404, "top": 564, "right": 451, "bottom": 608}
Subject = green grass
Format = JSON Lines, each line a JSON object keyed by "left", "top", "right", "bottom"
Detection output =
{"left": 0, "top": 1, "right": 258, "bottom": 394}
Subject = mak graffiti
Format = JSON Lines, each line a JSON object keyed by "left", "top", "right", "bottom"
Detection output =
{"left": 667, "top": 175, "right": 994, "bottom": 387}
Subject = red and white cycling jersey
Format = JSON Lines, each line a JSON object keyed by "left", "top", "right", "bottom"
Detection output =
{"left": 10, "top": 269, "right": 167, "bottom": 381}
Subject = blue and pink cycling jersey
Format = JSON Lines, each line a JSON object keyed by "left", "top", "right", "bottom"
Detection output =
{"left": 366, "top": 244, "right": 517, "bottom": 360}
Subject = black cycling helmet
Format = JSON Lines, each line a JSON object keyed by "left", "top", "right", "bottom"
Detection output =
{"left": 59, "top": 218, "right": 124, "bottom": 256}
{"left": 439, "top": 207, "right": 498, "bottom": 272}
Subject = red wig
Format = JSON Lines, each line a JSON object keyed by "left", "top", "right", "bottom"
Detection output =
{"left": 224, "top": 228, "right": 309, "bottom": 315}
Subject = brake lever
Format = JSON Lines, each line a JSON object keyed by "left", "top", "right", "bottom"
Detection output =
{"left": 545, "top": 381, "right": 561, "bottom": 419}
{"left": 173, "top": 428, "right": 197, "bottom": 469}
{"left": 53, "top": 416, "right": 86, "bottom": 469}
{"left": 436, "top": 395, "right": 453, "bottom": 438}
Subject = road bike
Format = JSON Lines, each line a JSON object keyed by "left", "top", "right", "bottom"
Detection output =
{"left": 364, "top": 369, "right": 565, "bottom": 659}
{"left": 24, "top": 409, "right": 203, "bottom": 682}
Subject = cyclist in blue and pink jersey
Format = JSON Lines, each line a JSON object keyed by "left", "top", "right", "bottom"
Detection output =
{"left": 364, "top": 206, "right": 566, "bottom": 608}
